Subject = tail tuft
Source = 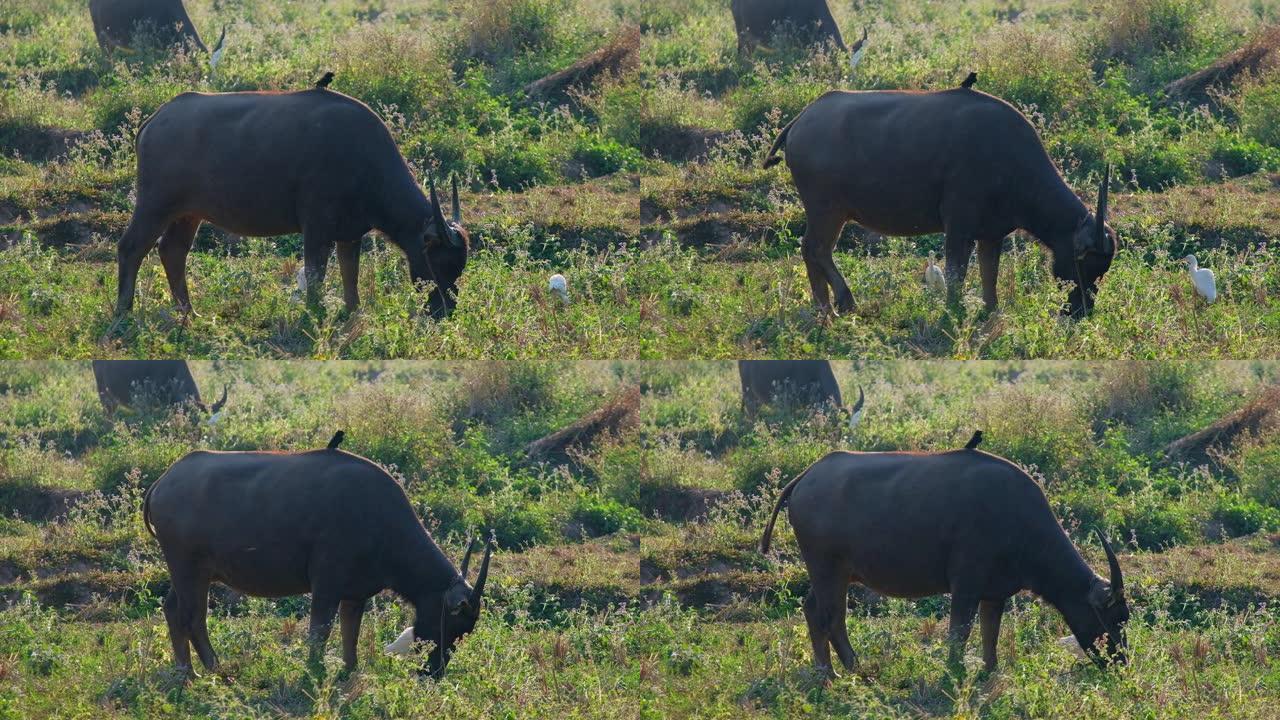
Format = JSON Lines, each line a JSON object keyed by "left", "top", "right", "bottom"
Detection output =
{"left": 762, "top": 155, "right": 783, "bottom": 169}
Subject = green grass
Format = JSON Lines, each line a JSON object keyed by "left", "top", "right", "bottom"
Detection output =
{"left": 4, "top": 0, "right": 1280, "bottom": 357}
{"left": 3, "top": 361, "right": 1280, "bottom": 716}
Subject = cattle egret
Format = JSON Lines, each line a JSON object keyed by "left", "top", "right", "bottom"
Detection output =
{"left": 291, "top": 265, "right": 308, "bottom": 302}
{"left": 209, "top": 26, "right": 227, "bottom": 71}
{"left": 849, "top": 26, "right": 868, "bottom": 70}
{"left": 386, "top": 625, "right": 415, "bottom": 656}
{"left": 924, "top": 257, "right": 946, "bottom": 293}
{"left": 848, "top": 385, "right": 865, "bottom": 430}
{"left": 548, "top": 273, "right": 569, "bottom": 304}
{"left": 1184, "top": 254, "right": 1216, "bottom": 303}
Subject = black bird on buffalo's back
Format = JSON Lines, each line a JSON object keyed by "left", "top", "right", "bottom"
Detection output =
{"left": 961, "top": 71, "right": 978, "bottom": 89}
{"left": 316, "top": 71, "right": 334, "bottom": 89}
{"left": 763, "top": 88, "right": 1116, "bottom": 317}
{"left": 327, "top": 430, "right": 345, "bottom": 449}
{"left": 964, "top": 430, "right": 983, "bottom": 449}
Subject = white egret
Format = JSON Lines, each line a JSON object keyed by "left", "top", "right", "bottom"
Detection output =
{"left": 385, "top": 625, "right": 415, "bottom": 656}
{"left": 548, "top": 273, "right": 569, "bottom": 304}
{"left": 1184, "top": 254, "right": 1216, "bottom": 303}
{"left": 924, "top": 257, "right": 946, "bottom": 293}
{"left": 209, "top": 25, "right": 227, "bottom": 77}
{"left": 849, "top": 26, "right": 868, "bottom": 70}
{"left": 848, "top": 385, "right": 865, "bottom": 430}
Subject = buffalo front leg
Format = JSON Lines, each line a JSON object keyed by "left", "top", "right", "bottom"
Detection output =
{"left": 799, "top": 212, "right": 849, "bottom": 313}
{"left": 157, "top": 216, "right": 201, "bottom": 314}
{"left": 978, "top": 598, "right": 1007, "bottom": 672}
{"left": 334, "top": 240, "right": 361, "bottom": 313}
{"left": 114, "top": 208, "right": 172, "bottom": 317}
{"left": 943, "top": 235, "right": 975, "bottom": 308}
{"left": 301, "top": 236, "right": 336, "bottom": 309}
{"left": 976, "top": 237, "right": 1003, "bottom": 312}
{"left": 307, "top": 593, "right": 341, "bottom": 669}
{"left": 338, "top": 598, "right": 367, "bottom": 672}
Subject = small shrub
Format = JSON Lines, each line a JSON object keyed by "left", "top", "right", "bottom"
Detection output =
{"left": 1211, "top": 493, "right": 1280, "bottom": 537}
{"left": 1239, "top": 72, "right": 1280, "bottom": 149}
{"left": 570, "top": 495, "right": 643, "bottom": 536}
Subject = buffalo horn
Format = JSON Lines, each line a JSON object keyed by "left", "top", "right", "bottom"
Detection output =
{"left": 1095, "top": 165, "right": 1111, "bottom": 252}
{"left": 472, "top": 530, "right": 495, "bottom": 601}
{"left": 451, "top": 174, "right": 462, "bottom": 224}
{"left": 1095, "top": 528, "right": 1123, "bottom": 599}
{"left": 459, "top": 534, "right": 475, "bottom": 578}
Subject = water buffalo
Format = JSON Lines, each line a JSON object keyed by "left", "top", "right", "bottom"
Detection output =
{"left": 759, "top": 440, "right": 1129, "bottom": 675}
{"left": 143, "top": 432, "right": 492, "bottom": 676}
{"left": 113, "top": 87, "right": 469, "bottom": 322}
{"left": 763, "top": 89, "right": 1116, "bottom": 316}
{"left": 91, "top": 360, "right": 227, "bottom": 417}
{"left": 738, "top": 360, "right": 864, "bottom": 428}
{"left": 89, "top": 0, "right": 211, "bottom": 54}
{"left": 731, "top": 0, "right": 852, "bottom": 58}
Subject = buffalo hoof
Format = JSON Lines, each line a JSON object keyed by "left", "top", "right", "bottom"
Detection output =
{"left": 834, "top": 293, "right": 856, "bottom": 315}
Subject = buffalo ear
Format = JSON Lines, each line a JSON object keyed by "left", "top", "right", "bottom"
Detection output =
{"left": 1087, "top": 578, "right": 1113, "bottom": 609}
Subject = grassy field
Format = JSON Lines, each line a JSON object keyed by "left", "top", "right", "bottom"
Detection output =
{"left": 632, "top": 360, "right": 1280, "bottom": 718}
{"left": 3, "top": 0, "right": 1280, "bottom": 358}
{"left": 0, "top": 361, "right": 647, "bottom": 718}
{"left": 2, "top": 360, "right": 1279, "bottom": 717}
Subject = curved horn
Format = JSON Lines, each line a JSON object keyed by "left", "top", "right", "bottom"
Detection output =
{"left": 451, "top": 173, "right": 461, "bottom": 224}
{"left": 1095, "top": 528, "right": 1123, "bottom": 598}
{"left": 472, "top": 530, "right": 495, "bottom": 601}
{"left": 209, "top": 384, "right": 228, "bottom": 415}
{"left": 426, "top": 170, "right": 455, "bottom": 245}
{"left": 1095, "top": 165, "right": 1111, "bottom": 252}
{"left": 458, "top": 534, "right": 475, "bottom": 578}
{"left": 851, "top": 385, "right": 865, "bottom": 416}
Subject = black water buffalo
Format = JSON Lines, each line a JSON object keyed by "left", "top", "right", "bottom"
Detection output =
{"left": 113, "top": 87, "right": 469, "bottom": 322}
{"left": 764, "top": 88, "right": 1115, "bottom": 316}
{"left": 91, "top": 360, "right": 227, "bottom": 417}
{"left": 143, "top": 432, "right": 492, "bottom": 676}
{"left": 760, "top": 441, "right": 1129, "bottom": 675}
{"left": 89, "top": 0, "right": 206, "bottom": 53}
{"left": 738, "top": 360, "right": 863, "bottom": 427}
{"left": 731, "top": 0, "right": 850, "bottom": 58}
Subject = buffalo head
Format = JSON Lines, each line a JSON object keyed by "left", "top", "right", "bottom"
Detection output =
{"left": 411, "top": 531, "right": 494, "bottom": 677}
{"left": 1063, "top": 529, "right": 1129, "bottom": 666}
{"left": 422, "top": 172, "right": 470, "bottom": 318}
{"left": 1060, "top": 166, "right": 1116, "bottom": 317}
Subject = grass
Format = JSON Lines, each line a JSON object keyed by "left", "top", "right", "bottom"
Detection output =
{"left": 3, "top": 0, "right": 1280, "bottom": 357}
{"left": 2, "top": 360, "right": 1280, "bottom": 716}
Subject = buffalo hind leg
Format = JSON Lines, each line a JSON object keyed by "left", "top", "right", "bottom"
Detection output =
{"left": 802, "top": 589, "right": 833, "bottom": 675}
{"left": 979, "top": 598, "right": 1006, "bottom": 672}
{"left": 338, "top": 598, "right": 367, "bottom": 672}
{"left": 976, "top": 237, "right": 1003, "bottom": 312}
{"left": 799, "top": 211, "right": 848, "bottom": 313}
{"left": 186, "top": 575, "right": 219, "bottom": 671}
{"left": 162, "top": 587, "right": 193, "bottom": 673}
{"left": 826, "top": 583, "right": 857, "bottom": 672}
{"left": 114, "top": 208, "right": 173, "bottom": 317}
{"left": 157, "top": 216, "right": 201, "bottom": 315}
